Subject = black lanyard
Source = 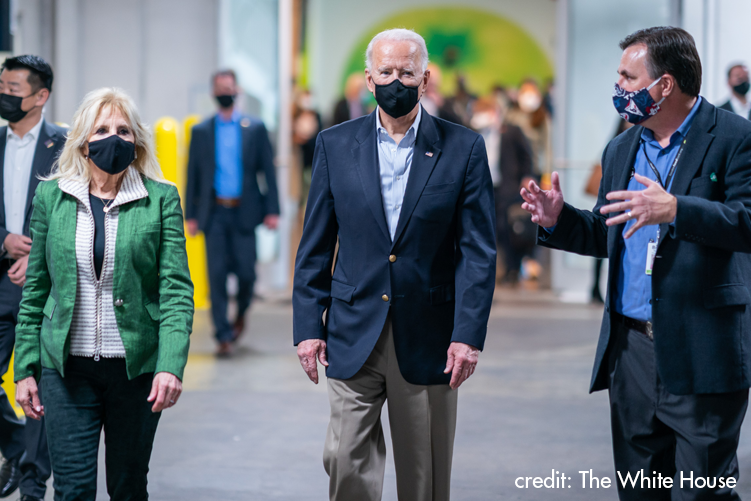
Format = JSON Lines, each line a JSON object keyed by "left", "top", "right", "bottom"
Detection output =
{"left": 634, "top": 138, "right": 686, "bottom": 192}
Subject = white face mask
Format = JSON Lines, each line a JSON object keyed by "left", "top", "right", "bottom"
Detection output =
{"left": 518, "top": 91, "right": 542, "bottom": 113}
{"left": 470, "top": 111, "right": 497, "bottom": 131}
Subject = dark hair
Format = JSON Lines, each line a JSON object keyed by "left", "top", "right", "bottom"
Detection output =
{"left": 727, "top": 62, "right": 747, "bottom": 80}
{"left": 212, "top": 69, "right": 237, "bottom": 87}
{"left": 619, "top": 27, "right": 702, "bottom": 97}
{"left": 1, "top": 55, "right": 54, "bottom": 93}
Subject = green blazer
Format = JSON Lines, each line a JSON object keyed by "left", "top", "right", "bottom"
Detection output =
{"left": 14, "top": 169, "right": 194, "bottom": 382}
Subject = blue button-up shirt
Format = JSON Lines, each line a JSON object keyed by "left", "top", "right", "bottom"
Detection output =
{"left": 616, "top": 97, "right": 702, "bottom": 321}
{"left": 376, "top": 106, "right": 422, "bottom": 241}
{"left": 214, "top": 111, "right": 243, "bottom": 198}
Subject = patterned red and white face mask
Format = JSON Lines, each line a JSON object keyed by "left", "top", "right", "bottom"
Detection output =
{"left": 612, "top": 77, "right": 665, "bottom": 124}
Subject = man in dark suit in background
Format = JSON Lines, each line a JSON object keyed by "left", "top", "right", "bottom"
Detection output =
{"left": 0, "top": 55, "right": 64, "bottom": 501}
{"left": 523, "top": 27, "right": 751, "bottom": 500}
{"left": 185, "top": 69, "right": 280, "bottom": 356}
{"left": 719, "top": 63, "right": 751, "bottom": 119}
{"left": 294, "top": 29, "right": 496, "bottom": 501}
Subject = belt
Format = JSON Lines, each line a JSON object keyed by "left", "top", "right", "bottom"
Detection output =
{"left": 215, "top": 197, "right": 241, "bottom": 208}
{"left": 613, "top": 312, "right": 653, "bottom": 340}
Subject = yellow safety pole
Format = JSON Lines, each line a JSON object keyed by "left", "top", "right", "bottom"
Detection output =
{"left": 2, "top": 353, "right": 21, "bottom": 416}
{"left": 181, "top": 115, "right": 209, "bottom": 309}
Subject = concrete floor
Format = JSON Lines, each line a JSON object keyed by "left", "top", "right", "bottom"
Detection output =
{"left": 15, "top": 287, "right": 751, "bottom": 500}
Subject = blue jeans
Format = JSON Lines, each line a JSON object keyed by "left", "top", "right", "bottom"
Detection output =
{"left": 41, "top": 357, "right": 161, "bottom": 501}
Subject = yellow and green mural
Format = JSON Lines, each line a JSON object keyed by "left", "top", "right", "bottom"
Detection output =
{"left": 339, "top": 6, "right": 554, "bottom": 96}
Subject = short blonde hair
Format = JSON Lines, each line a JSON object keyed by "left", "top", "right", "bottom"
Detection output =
{"left": 45, "top": 87, "right": 170, "bottom": 184}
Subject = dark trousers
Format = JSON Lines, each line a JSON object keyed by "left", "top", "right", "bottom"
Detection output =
{"left": 608, "top": 321, "right": 748, "bottom": 500}
{"left": 41, "top": 357, "right": 161, "bottom": 501}
{"left": 205, "top": 206, "right": 257, "bottom": 342}
{"left": 0, "top": 262, "right": 50, "bottom": 498}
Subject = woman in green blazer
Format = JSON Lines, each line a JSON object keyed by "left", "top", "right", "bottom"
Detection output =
{"left": 13, "top": 87, "right": 194, "bottom": 500}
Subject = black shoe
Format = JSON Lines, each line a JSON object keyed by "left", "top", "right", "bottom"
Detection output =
{"left": 21, "top": 495, "right": 44, "bottom": 501}
{"left": 0, "top": 457, "right": 19, "bottom": 498}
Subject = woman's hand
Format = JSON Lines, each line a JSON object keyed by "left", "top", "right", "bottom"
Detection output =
{"left": 147, "top": 372, "right": 182, "bottom": 412}
{"left": 16, "top": 376, "right": 44, "bottom": 420}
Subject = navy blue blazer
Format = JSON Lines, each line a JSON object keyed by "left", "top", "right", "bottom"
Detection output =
{"left": 540, "top": 99, "right": 751, "bottom": 395}
{"left": 293, "top": 108, "right": 497, "bottom": 385}
{"left": 185, "top": 114, "right": 280, "bottom": 233}
{"left": 0, "top": 120, "right": 66, "bottom": 241}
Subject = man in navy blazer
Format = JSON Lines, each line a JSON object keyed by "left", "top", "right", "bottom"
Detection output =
{"left": 185, "top": 69, "right": 280, "bottom": 356}
{"left": 293, "top": 29, "right": 496, "bottom": 501}
{"left": 523, "top": 27, "right": 751, "bottom": 500}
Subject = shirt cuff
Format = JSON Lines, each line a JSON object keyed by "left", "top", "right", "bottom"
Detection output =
{"left": 542, "top": 224, "right": 557, "bottom": 233}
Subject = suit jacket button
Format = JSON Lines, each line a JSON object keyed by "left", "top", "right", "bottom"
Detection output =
{"left": 389, "top": 255, "right": 397, "bottom": 263}
{"left": 382, "top": 294, "right": 389, "bottom": 302}
{"left": 114, "top": 299, "right": 124, "bottom": 307}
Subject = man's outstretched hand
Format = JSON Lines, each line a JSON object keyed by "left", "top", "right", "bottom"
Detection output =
{"left": 520, "top": 172, "right": 565, "bottom": 229}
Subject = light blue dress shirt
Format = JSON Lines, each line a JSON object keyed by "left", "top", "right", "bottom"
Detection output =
{"left": 214, "top": 111, "right": 243, "bottom": 199}
{"left": 376, "top": 106, "right": 422, "bottom": 241}
{"left": 616, "top": 97, "right": 702, "bottom": 321}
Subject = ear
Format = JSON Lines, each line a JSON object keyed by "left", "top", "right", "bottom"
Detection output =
{"left": 422, "top": 69, "right": 431, "bottom": 92}
{"left": 660, "top": 74, "right": 676, "bottom": 98}
{"left": 35, "top": 88, "right": 50, "bottom": 107}
{"left": 364, "top": 69, "right": 375, "bottom": 95}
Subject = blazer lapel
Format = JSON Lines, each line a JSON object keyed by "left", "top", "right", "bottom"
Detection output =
{"left": 24, "top": 121, "right": 60, "bottom": 233}
{"left": 353, "top": 111, "right": 391, "bottom": 242}
{"left": 0, "top": 128, "right": 6, "bottom": 228}
{"left": 207, "top": 116, "right": 217, "bottom": 185}
{"left": 390, "top": 109, "right": 441, "bottom": 249}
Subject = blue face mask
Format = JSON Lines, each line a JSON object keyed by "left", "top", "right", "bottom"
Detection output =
{"left": 612, "top": 77, "right": 665, "bottom": 124}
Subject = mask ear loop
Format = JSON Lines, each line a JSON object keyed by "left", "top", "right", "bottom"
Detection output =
{"left": 647, "top": 77, "right": 666, "bottom": 106}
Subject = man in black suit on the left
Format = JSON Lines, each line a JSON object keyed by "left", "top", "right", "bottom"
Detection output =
{"left": 0, "top": 55, "right": 65, "bottom": 501}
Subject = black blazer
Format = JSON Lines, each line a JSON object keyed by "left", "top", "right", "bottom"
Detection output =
{"left": 540, "top": 99, "right": 751, "bottom": 395}
{"left": 184, "top": 115, "right": 280, "bottom": 233}
{"left": 718, "top": 99, "right": 751, "bottom": 119}
{"left": 293, "top": 108, "right": 497, "bottom": 385}
{"left": 0, "top": 120, "right": 66, "bottom": 242}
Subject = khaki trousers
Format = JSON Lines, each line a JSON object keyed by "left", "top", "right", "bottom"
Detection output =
{"left": 324, "top": 318, "right": 458, "bottom": 501}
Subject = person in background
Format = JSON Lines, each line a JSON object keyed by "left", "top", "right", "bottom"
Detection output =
{"left": 14, "top": 87, "right": 193, "bottom": 500}
{"left": 506, "top": 79, "right": 552, "bottom": 178}
{"left": 0, "top": 55, "right": 64, "bottom": 501}
{"left": 185, "top": 69, "right": 280, "bottom": 357}
{"left": 420, "top": 63, "right": 462, "bottom": 124}
{"left": 472, "top": 96, "right": 534, "bottom": 285}
{"left": 332, "top": 73, "right": 369, "bottom": 126}
{"left": 719, "top": 63, "right": 751, "bottom": 119}
{"left": 293, "top": 88, "right": 322, "bottom": 208}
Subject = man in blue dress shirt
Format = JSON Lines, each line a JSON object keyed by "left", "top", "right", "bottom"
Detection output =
{"left": 522, "top": 27, "right": 751, "bottom": 500}
{"left": 186, "top": 69, "right": 280, "bottom": 356}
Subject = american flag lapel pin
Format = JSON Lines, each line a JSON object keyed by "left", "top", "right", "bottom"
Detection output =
{"left": 45, "top": 139, "right": 54, "bottom": 148}
{"left": 425, "top": 151, "right": 433, "bottom": 157}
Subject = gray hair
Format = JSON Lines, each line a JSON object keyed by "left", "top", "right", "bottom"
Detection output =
{"left": 365, "top": 29, "right": 429, "bottom": 73}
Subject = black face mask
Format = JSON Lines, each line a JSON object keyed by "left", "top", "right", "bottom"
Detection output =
{"left": 87, "top": 135, "right": 136, "bottom": 175}
{"left": 374, "top": 79, "right": 420, "bottom": 118}
{"left": 733, "top": 81, "right": 750, "bottom": 96}
{"left": 215, "top": 94, "right": 235, "bottom": 108}
{"left": 0, "top": 93, "right": 31, "bottom": 123}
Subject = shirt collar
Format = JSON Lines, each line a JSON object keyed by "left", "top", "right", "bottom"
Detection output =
{"left": 730, "top": 94, "right": 750, "bottom": 113}
{"left": 376, "top": 104, "right": 422, "bottom": 145}
{"left": 59, "top": 166, "right": 149, "bottom": 209}
{"left": 7, "top": 116, "right": 44, "bottom": 142}
{"left": 216, "top": 110, "right": 241, "bottom": 125}
{"left": 640, "top": 96, "right": 702, "bottom": 146}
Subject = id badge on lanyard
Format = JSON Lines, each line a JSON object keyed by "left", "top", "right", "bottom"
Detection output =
{"left": 640, "top": 139, "right": 685, "bottom": 275}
